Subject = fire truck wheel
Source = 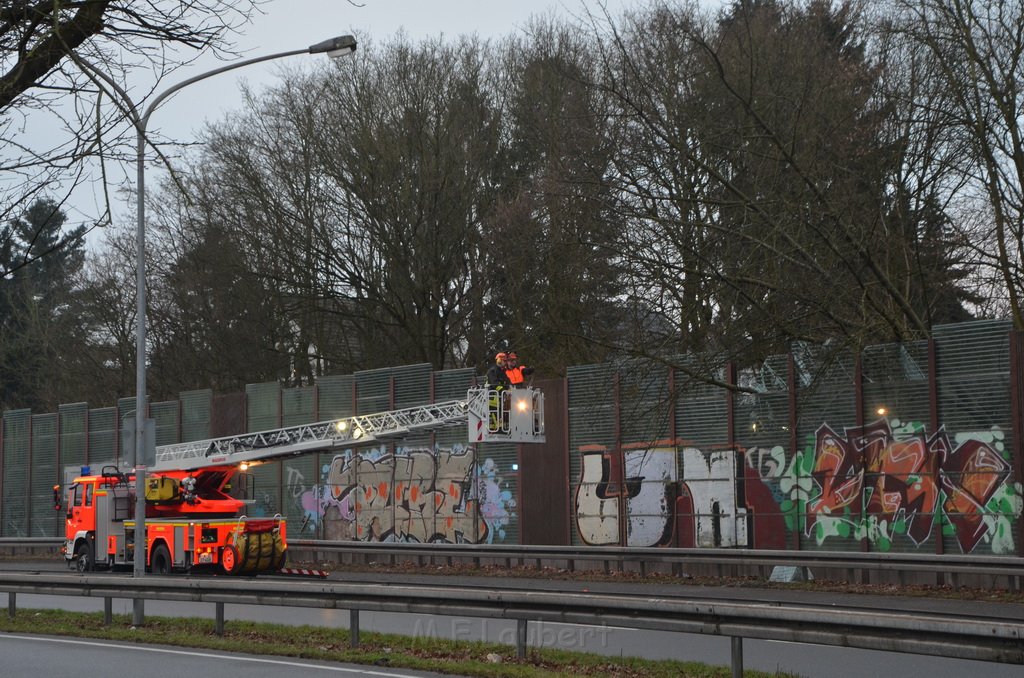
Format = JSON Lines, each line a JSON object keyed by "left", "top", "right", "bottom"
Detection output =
{"left": 150, "top": 543, "right": 172, "bottom": 575}
{"left": 220, "top": 544, "right": 240, "bottom": 575}
{"left": 74, "top": 541, "right": 93, "bottom": 573}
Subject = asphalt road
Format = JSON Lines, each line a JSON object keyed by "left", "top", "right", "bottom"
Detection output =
{"left": 2, "top": 560, "right": 1023, "bottom": 678}
{"left": 0, "top": 633, "right": 451, "bottom": 678}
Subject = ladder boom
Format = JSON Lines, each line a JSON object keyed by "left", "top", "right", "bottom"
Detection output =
{"left": 153, "top": 398, "right": 469, "bottom": 472}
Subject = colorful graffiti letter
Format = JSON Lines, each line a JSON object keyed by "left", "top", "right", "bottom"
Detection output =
{"left": 575, "top": 447, "right": 677, "bottom": 546}
{"left": 322, "top": 447, "right": 512, "bottom": 544}
{"left": 678, "top": 448, "right": 749, "bottom": 548}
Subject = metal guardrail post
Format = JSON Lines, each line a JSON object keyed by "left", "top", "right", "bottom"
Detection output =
{"left": 350, "top": 609, "right": 360, "bottom": 648}
{"left": 731, "top": 637, "right": 743, "bottom": 678}
{"left": 104, "top": 598, "right": 112, "bottom": 625}
{"left": 7, "top": 592, "right": 14, "bottom": 618}
{"left": 516, "top": 619, "right": 527, "bottom": 659}
{"left": 215, "top": 602, "right": 225, "bottom": 636}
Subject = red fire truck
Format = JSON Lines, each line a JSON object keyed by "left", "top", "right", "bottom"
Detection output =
{"left": 57, "top": 386, "right": 544, "bottom": 574}
{"left": 59, "top": 464, "right": 285, "bottom": 574}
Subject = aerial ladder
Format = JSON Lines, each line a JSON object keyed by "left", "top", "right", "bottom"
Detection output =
{"left": 153, "top": 385, "right": 544, "bottom": 471}
{"left": 59, "top": 386, "right": 543, "bottom": 574}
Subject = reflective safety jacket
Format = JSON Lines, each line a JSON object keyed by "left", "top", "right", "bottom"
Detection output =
{"left": 504, "top": 365, "right": 533, "bottom": 385}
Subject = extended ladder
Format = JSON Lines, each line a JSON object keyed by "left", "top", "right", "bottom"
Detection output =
{"left": 152, "top": 387, "right": 546, "bottom": 473}
{"left": 153, "top": 399, "right": 469, "bottom": 472}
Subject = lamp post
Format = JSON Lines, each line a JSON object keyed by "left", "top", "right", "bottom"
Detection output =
{"left": 74, "top": 34, "right": 356, "bottom": 626}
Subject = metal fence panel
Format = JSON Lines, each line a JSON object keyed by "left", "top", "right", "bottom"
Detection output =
{"left": 861, "top": 341, "right": 931, "bottom": 426}
{"left": 735, "top": 360, "right": 792, "bottom": 550}
{"left": 354, "top": 367, "right": 390, "bottom": 414}
{"left": 312, "top": 376, "right": 353, "bottom": 541}
{"left": 393, "top": 364, "right": 431, "bottom": 409}
{"left": 2, "top": 410, "right": 31, "bottom": 537}
{"left": 179, "top": 390, "right": 211, "bottom": 442}
{"left": 282, "top": 454, "right": 317, "bottom": 539}
{"left": 674, "top": 359, "right": 733, "bottom": 550}
{"left": 934, "top": 320, "right": 1015, "bottom": 556}
{"left": 246, "top": 382, "right": 281, "bottom": 432}
{"left": 317, "top": 375, "right": 353, "bottom": 421}
{"left": 87, "top": 407, "right": 116, "bottom": 468}
{"left": 619, "top": 360, "right": 671, "bottom": 446}
{"left": 151, "top": 400, "right": 179, "bottom": 447}
{"left": 30, "top": 413, "right": 58, "bottom": 537}
{"left": 617, "top": 361, "right": 673, "bottom": 548}
{"left": 246, "top": 382, "right": 282, "bottom": 520}
{"left": 282, "top": 386, "right": 315, "bottom": 427}
{"left": 676, "top": 361, "right": 729, "bottom": 448}
{"left": 436, "top": 369, "right": 491, "bottom": 544}
{"left": 58, "top": 403, "right": 88, "bottom": 476}
{"left": 350, "top": 370, "right": 394, "bottom": 541}
{"left": 858, "top": 340, "right": 937, "bottom": 554}
{"left": 794, "top": 346, "right": 858, "bottom": 553}
{"left": 474, "top": 440, "right": 516, "bottom": 544}
{"left": 568, "top": 363, "right": 617, "bottom": 547}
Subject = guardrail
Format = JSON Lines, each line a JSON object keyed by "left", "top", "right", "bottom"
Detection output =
{"left": 4, "top": 537, "right": 1023, "bottom": 590}
{"left": 0, "top": 537, "right": 60, "bottom": 556}
{"left": 287, "top": 539, "right": 1024, "bottom": 590}
{"left": 0, "top": 571, "right": 1022, "bottom": 674}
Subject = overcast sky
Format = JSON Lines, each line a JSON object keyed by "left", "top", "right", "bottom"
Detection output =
{"left": 60, "top": 0, "right": 637, "bottom": 231}
{"left": 158, "top": 0, "right": 630, "bottom": 137}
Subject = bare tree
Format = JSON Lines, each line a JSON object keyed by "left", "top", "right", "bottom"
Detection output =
{"left": 891, "top": 0, "right": 1024, "bottom": 326}
{"left": 307, "top": 35, "right": 506, "bottom": 371}
{"left": 0, "top": 0, "right": 264, "bottom": 267}
{"left": 143, "top": 171, "right": 296, "bottom": 396}
{"left": 125, "top": 35, "right": 506, "bottom": 383}
{"left": 486, "top": 19, "right": 625, "bottom": 373}
{"left": 65, "top": 231, "right": 138, "bottom": 404}
{"left": 590, "top": 0, "right": 975, "bottom": 374}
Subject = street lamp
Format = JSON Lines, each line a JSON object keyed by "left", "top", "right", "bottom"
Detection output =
{"left": 73, "top": 34, "right": 356, "bottom": 625}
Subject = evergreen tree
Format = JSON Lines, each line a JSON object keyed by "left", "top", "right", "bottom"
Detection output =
{"left": 0, "top": 198, "right": 88, "bottom": 410}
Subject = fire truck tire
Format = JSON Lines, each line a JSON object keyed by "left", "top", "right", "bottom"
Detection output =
{"left": 74, "top": 541, "right": 93, "bottom": 573}
{"left": 150, "top": 543, "right": 172, "bottom": 575}
{"left": 220, "top": 544, "right": 240, "bottom": 575}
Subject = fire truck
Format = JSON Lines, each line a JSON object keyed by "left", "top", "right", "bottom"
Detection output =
{"left": 57, "top": 386, "right": 543, "bottom": 574}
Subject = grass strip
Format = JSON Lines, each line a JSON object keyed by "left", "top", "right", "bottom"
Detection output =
{"left": 0, "top": 607, "right": 797, "bottom": 677}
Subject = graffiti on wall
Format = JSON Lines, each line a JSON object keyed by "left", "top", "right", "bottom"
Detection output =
{"left": 575, "top": 447, "right": 621, "bottom": 545}
{"left": 679, "top": 448, "right": 748, "bottom": 548}
{"left": 573, "top": 419, "right": 1022, "bottom": 553}
{"left": 284, "top": 445, "right": 517, "bottom": 544}
{"left": 477, "top": 457, "right": 516, "bottom": 543}
{"left": 574, "top": 445, "right": 748, "bottom": 547}
{"left": 745, "top": 419, "right": 1023, "bottom": 553}
{"left": 574, "top": 446, "right": 677, "bottom": 546}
